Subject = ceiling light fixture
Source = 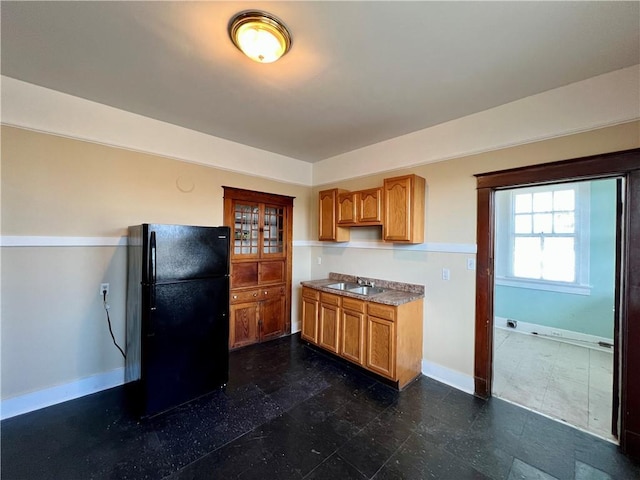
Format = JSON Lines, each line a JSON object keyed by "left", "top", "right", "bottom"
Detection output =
{"left": 228, "top": 10, "right": 292, "bottom": 63}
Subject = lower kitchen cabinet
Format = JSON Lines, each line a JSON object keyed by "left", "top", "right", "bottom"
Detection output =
{"left": 340, "top": 297, "right": 366, "bottom": 365}
{"left": 229, "top": 285, "right": 285, "bottom": 349}
{"left": 366, "top": 314, "right": 395, "bottom": 379}
{"left": 318, "top": 292, "right": 340, "bottom": 353}
{"left": 301, "top": 287, "right": 319, "bottom": 343}
{"left": 301, "top": 287, "right": 423, "bottom": 389}
{"left": 229, "top": 302, "right": 259, "bottom": 349}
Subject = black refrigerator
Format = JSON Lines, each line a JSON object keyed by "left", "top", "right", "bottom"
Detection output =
{"left": 125, "top": 224, "right": 230, "bottom": 417}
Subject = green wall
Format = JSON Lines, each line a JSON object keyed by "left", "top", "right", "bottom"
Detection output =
{"left": 494, "top": 178, "right": 616, "bottom": 339}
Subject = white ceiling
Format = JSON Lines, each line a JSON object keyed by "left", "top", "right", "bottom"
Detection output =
{"left": 2, "top": 1, "right": 639, "bottom": 163}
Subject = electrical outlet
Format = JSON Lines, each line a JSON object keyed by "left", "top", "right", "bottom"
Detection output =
{"left": 467, "top": 258, "right": 476, "bottom": 270}
{"left": 100, "top": 283, "right": 110, "bottom": 296}
{"left": 317, "top": 256, "right": 322, "bottom": 265}
{"left": 442, "top": 268, "right": 450, "bottom": 281}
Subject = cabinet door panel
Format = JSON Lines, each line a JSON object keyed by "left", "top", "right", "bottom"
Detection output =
{"left": 319, "top": 190, "right": 338, "bottom": 240}
{"left": 341, "top": 309, "right": 365, "bottom": 365}
{"left": 367, "top": 316, "right": 395, "bottom": 379}
{"left": 357, "top": 188, "right": 382, "bottom": 224}
{"left": 260, "top": 294, "right": 286, "bottom": 341}
{"left": 232, "top": 202, "right": 261, "bottom": 258}
{"left": 230, "top": 302, "right": 259, "bottom": 349}
{"left": 319, "top": 304, "right": 340, "bottom": 353}
{"left": 319, "top": 189, "right": 350, "bottom": 242}
{"left": 259, "top": 260, "right": 285, "bottom": 284}
{"left": 231, "top": 262, "right": 258, "bottom": 288}
{"left": 383, "top": 177, "right": 411, "bottom": 241}
{"left": 338, "top": 192, "right": 357, "bottom": 225}
{"left": 262, "top": 204, "right": 286, "bottom": 258}
{"left": 301, "top": 296, "right": 319, "bottom": 343}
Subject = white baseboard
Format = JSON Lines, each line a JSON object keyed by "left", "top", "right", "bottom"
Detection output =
{"left": 421, "top": 360, "right": 474, "bottom": 394}
{"left": 1, "top": 368, "right": 125, "bottom": 420}
{"left": 494, "top": 316, "right": 614, "bottom": 351}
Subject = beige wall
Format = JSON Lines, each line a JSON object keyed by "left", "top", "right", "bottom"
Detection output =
{"left": 1, "top": 126, "right": 311, "bottom": 238}
{"left": 1, "top": 126, "right": 311, "bottom": 400}
{"left": 2, "top": 120, "right": 638, "bottom": 403}
{"left": 309, "top": 121, "right": 640, "bottom": 378}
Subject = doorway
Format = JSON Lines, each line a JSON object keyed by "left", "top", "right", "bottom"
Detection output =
{"left": 491, "top": 179, "right": 618, "bottom": 440}
{"left": 472, "top": 148, "right": 640, "bottom": 457}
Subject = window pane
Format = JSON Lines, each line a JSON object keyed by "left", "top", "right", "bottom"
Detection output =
{"left": 543, "top": 237, "right": 575, "bottom": 282}
{"left": 554, "top": 190, "right": 575, "bottom": 211}
{"left": 514, "top": 193, "right": 532, "bottom": 213}
{"left": 554, "top": 212, "right": 575, "bottom": 234}
{"left": 513, "top": 237, "right": 541, "bottom": 279}
{"left": 533, "top": 213, "right": 552, "bottom": 234}
{"left": 514, "top": 214, "right": 532, "bottom": 234}
{"left": 234, "top": 204, "right": 259, "bottom": 254}
{"left": 263, "top": 206, "right": 284, "bottom": 254}
{"left": 532, "top": 191, "right": 552, "bottom": 212}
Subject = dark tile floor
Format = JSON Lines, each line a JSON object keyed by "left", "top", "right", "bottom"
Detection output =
{"left": 3, "top": 334, "right": 639, "bottom": 480}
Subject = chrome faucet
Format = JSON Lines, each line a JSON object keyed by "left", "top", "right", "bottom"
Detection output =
{"left": 357, "top": 277, "right": 374, "bottom": 287}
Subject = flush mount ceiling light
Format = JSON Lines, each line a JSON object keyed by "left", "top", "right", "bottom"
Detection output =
{"left": 228, "top": 10, "right": 292, "bottom": 63}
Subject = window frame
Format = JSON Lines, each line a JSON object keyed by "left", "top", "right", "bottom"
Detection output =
{"left": 495, "top": 181, "right": 591, "bottom": 295}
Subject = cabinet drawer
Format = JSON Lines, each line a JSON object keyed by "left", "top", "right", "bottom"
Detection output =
{"left": 261, "top": 285, "right": 285, "bottom": 298}
{"left": 320, "top": 292, "right": 341, "bottom": 306}
{"left": 230, "top": 288, "right": 261, "bottom": 304}
{"left": 302, "top": 287, "right": 320, "bottom": 300}
{"left": 368, "top": 303, "right": 396, "bottom": 321}
{"left": 342, "top": 296, "right": 365, "bottom": 313}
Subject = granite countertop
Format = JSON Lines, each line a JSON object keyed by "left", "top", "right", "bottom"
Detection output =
{"left": 301, "top": 272, "right": 424, "bottom": 306}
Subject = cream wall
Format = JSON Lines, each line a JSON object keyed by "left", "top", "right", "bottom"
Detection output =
{"left": 1, "top": 70, "right": 638, "bottom": 416}
{"left": 308, "top": 121, "right": 640, "bottom": 386}
{"left": 1, "top": 126, "right": 312, "bottom": 411}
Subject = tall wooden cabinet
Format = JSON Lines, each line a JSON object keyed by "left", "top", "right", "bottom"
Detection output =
{"left": 223, "top": 187, "right": 294, "bottom": 349}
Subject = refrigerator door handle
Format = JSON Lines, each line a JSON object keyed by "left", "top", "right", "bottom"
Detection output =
{"left": 150, "top": 231, "right": 157, "bottom": 311}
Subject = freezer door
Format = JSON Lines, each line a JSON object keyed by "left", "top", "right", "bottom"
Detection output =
{"left": 140, "top": 276, "right": 229, "bottom": 417}
{"left": 144, "top": 224, "right": 230, "bottom": 283}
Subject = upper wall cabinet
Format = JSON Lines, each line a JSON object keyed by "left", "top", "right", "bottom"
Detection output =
{"left": 383, "top": 174, "right": 426, "bottom": 244}
{"left": 319, "top": 175, "right": 425, "bottom": 243}
{"left": 357, "top": 188, "right": 383, "bottom": 224}
{"left": 338, "top": 188, "right": 383, "bottom": 226}
{"left": 319, "top": 188, "right": 350, "bottom": 242}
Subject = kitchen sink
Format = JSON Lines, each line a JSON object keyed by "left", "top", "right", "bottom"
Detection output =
{"left": 326, "top": 282, "right": 360, "bottom": 291}
{"left": 348, "top": 285, "right": 386, "bottom": 296}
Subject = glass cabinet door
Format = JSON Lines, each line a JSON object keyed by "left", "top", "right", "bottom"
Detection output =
{"left": 263, "top": 205, "right": 285, "bottom": 256}
{"left": 233, "top": 203, "right": 260, "bottom": 256}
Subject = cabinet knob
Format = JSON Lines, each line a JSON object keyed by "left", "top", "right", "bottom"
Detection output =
{"left": 232, "top": 295, "right": 238, "bottom": 299}
{"left": 253, "top": 292, "right": 258, "bottom": 297}
{"left": 264, "top": 291, "right": 268, "bottom": 295}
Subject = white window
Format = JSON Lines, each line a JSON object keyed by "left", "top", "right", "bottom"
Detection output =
{"left": 495, "top": 182, "right": 591, "bottom": 295}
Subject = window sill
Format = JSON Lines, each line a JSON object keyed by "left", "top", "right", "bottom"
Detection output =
{"left": 495, "top": 277, "right": 591, "bottom": 296}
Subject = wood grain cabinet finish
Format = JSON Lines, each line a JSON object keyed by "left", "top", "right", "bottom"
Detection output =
{"left": 301, "top": 287, "right": 423, "bottom": 389}
{"left": 337, "top": 188, "right": 383, "bottom": 227}
{"left": 340, "top": 297, "right": 366, "bottom": 365}
{"left": 229, "top": 285, "right": 286, "bottom": 349}
{"left": 319, "top": 189, "right": 350, "bottom": 242}
{"left": 318, "top": 292, "right": 341, "bottom": 353}
{"left": 356, "top": 188, "right": 383, "bottom": 224}
{"left": 337, "top": 192, "right": 357, "bottom": 225}
{"left": 229, "top": 301, "right": 259, "bottom": 349}
{"left": 224, "top": 187, "right": 294, "bottom": 350}
{"left": 383, "top": 174, "right": 426, "bottom": 243}
{"left": 301, "top": 288, "right": 320, "bottom": 343}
